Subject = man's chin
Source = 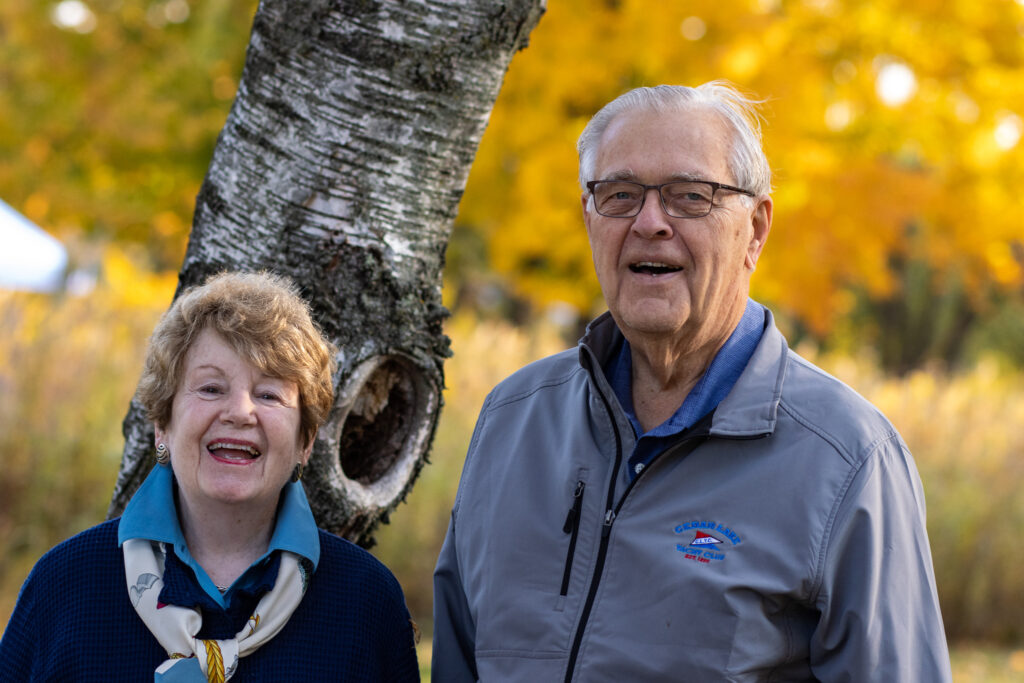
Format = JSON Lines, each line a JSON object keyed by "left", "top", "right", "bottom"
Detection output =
{"left": 613, "top": 306, "right": 691, "bottom": 341}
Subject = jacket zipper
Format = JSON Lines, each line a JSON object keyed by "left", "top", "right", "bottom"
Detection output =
{"left": 560, "top": 480, "right": 586, "bottom": 596}
{"left": 564, "top": 387, "right": 622, "bottom": 683}
{"left": 563, "top": 408, "right": 714, "bottom": 683}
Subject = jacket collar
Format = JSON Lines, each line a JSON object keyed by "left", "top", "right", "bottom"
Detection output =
{"left": 578, "top": 311, "right": 621, "bottom": 372}
{"left": 710, "top": 308, "right": 787, "bottom": 438}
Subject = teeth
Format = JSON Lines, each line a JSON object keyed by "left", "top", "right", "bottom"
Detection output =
{"left": 208, "top": 442, "right": 261, "bottom": 456}
{"left": 630, "top": 261, "right": 682, "bottom": 273}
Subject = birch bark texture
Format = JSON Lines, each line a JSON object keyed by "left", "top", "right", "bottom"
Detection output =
{"left": 107, "top": 0, "right": 545, "bottom": 543}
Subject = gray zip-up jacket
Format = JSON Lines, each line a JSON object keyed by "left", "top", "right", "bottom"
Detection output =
{"left": 433, "top": 310, "right": 952, "bottom": 682}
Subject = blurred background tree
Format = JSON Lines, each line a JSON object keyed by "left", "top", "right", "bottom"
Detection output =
{"left": 0, "top": 0, "right": 257, "bottom": 272}
{"left": 452, "top": 0, "right": 1024, "bottom": 373}
{"left": 3, "top": 0, "right": 1022, "bottom": 369}
{"left": 2, "top": 0, "right": 1024, "bottom": 671}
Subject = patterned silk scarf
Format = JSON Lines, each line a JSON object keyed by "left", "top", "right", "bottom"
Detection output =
{"left": 123, "top": 538, "right": 311, "bottom": 682}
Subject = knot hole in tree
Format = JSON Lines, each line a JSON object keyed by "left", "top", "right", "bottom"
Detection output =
{"left": 337, "top": 355, "right": 432, "bottom": 486}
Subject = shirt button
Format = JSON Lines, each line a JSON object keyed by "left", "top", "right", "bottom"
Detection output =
{"left": 634, "top": 463, "right": 645, "bottom": 474}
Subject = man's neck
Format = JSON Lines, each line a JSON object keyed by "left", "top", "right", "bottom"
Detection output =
{"left": 625, "top": 302, "right": 746, "bottom": 432}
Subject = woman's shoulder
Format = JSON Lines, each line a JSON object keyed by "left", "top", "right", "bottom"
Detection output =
{"left": 8, "top": 519, "right": 124, "bottom": 631}
{"left": 290, "top": 530, "right": 413, "bottom": 649}
{"left": 316, "top": 529, "right": 395, "bottom": 574}
{"left": 29, "top": 518, "right": 123, "bottom": 578}
{"left": 313, "top": 529, "right": 405, "bottom": 595}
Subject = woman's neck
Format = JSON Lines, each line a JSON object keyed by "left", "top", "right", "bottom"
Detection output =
{"left": 176, "top": 494, "right": 277, "bottom": 590}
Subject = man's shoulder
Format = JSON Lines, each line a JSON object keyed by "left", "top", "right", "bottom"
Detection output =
{"left": 484, "top": 346, "right": 584, "bottom": 409}
{"left": 781, "top": 349, "right": 887, "bottom": 420}
{"left": 779, "top": 349, "right": 902, "bottom": 463}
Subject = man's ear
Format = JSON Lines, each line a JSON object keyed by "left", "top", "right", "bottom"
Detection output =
{"left": 746, "top": 195, "right": 773, "bottom": 271}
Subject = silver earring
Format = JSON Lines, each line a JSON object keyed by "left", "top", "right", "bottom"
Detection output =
{"left": 155, "top": 443, "right": 170, "bottom": 465}
{"left": 290, "top": 463, "right": 304, "bottom": 482}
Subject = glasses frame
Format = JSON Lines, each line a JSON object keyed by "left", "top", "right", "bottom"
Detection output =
{"left": 585, "top": 179, "right": 756, "bottom": 219}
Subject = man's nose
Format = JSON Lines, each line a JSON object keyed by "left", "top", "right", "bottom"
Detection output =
{"left": 631, "top": 187, "right": 673, "bottom": 238}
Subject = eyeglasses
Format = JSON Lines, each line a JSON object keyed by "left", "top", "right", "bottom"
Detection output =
{"left": 586, "top": 179, "right": 755, "bottom": 219}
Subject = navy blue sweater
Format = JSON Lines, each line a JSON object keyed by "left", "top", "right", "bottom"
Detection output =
{"left": 0, "top": 519, "right": 419, "bottom": 681}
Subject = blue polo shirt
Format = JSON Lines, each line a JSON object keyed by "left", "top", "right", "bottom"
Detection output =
{"left": 118, "top": 464, "right": 320, "bottom": 609}
{"left": 606, "top": 298, "right": 767, "bottom": 479}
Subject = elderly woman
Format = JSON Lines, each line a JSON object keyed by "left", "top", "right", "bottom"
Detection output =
{"left": 0, "top": 272, "right": 420, "bottom": 681}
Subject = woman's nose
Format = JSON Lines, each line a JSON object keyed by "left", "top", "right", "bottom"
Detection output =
{"left": 221, "top": 390, "right": 257, "bottom": 424}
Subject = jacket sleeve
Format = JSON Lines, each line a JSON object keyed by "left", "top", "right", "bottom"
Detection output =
{"left": 433, "top": 392, "right": 498, "bottom": 683}
{"left": 810, "top": 438, "right": 952, "bottom": 682}
{"left": 431, "top": 512, "right": 478, "bottom": 683}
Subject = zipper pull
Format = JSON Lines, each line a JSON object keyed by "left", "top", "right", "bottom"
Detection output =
{"left": 563, "top": 480, "right": 586, "bottom": 532}
{"left": 601, "top": 509, "right": 616, "bottom": 538}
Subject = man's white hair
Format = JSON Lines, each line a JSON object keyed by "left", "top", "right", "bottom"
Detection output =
{"left": 576, "top": 81, "right": 772, "bottom": 199}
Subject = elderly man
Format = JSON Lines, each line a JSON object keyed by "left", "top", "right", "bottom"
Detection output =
{"left": 432, "top": 82, "right": 952, "bottom": 682}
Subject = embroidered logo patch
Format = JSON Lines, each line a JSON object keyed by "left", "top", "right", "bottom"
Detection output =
{"left": 690, "top": 531, "right": 722, "bottom": 547}
{"left": 673, "top": 520, "right": 742, "bottom": 564}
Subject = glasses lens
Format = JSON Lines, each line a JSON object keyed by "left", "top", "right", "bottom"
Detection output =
{"left": 593, "top": 182, "right": 644, "bottom": 217}
{"left": 661, "top": 182, "right": 714, "bottom": 217}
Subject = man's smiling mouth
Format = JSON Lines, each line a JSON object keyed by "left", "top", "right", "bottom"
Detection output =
{"left": 629, "top": 261, "right": 682, "bottom": 276}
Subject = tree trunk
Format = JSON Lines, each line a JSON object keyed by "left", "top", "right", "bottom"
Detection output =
{"left": 107, "top": 0, "right": 545, "bottom": 544}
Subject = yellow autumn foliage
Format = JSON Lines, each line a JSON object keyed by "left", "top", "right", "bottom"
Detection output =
{"left": 456, "top": 0, "right": 1024, "bottom": 339}
{"left": 3, "top": 0, "right": 1021, "bottom": 365}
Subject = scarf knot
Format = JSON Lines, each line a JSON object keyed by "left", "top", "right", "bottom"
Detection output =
{"left": 123, "top": 539, "right": 311, "bottom": 682}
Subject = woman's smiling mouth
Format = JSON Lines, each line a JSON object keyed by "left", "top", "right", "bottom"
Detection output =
{"left": 207, "top": 440, "right": 262, "bottom": 464}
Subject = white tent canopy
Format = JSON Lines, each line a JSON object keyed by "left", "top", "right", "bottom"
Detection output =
{"left": 0, "top": 198, "right": 67, "bottom": 292}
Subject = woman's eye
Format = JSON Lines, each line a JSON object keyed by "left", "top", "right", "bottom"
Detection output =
{"left": 199, "top": 385, "right": 222, "bottom": 395}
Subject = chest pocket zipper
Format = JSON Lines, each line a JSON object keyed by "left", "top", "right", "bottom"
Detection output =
{"left": 560, "top": 480, "right": 586, "bottom": 596}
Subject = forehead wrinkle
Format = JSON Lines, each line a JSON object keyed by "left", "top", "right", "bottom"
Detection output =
{"left": 597, "top": 169, "right": 713, "bottom": 184}
{"left": 189, "top": 363, "right": 226, "bottom": 375}
{"left": 595, "top": 108, "right": 736, "bottom": 184}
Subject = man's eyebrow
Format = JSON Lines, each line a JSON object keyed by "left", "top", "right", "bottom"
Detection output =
{"left": 665, "top": 172, "right": 705, "bottom": 182}
{"left": 599, "top": 169, "right": 638, "bottom": 182}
